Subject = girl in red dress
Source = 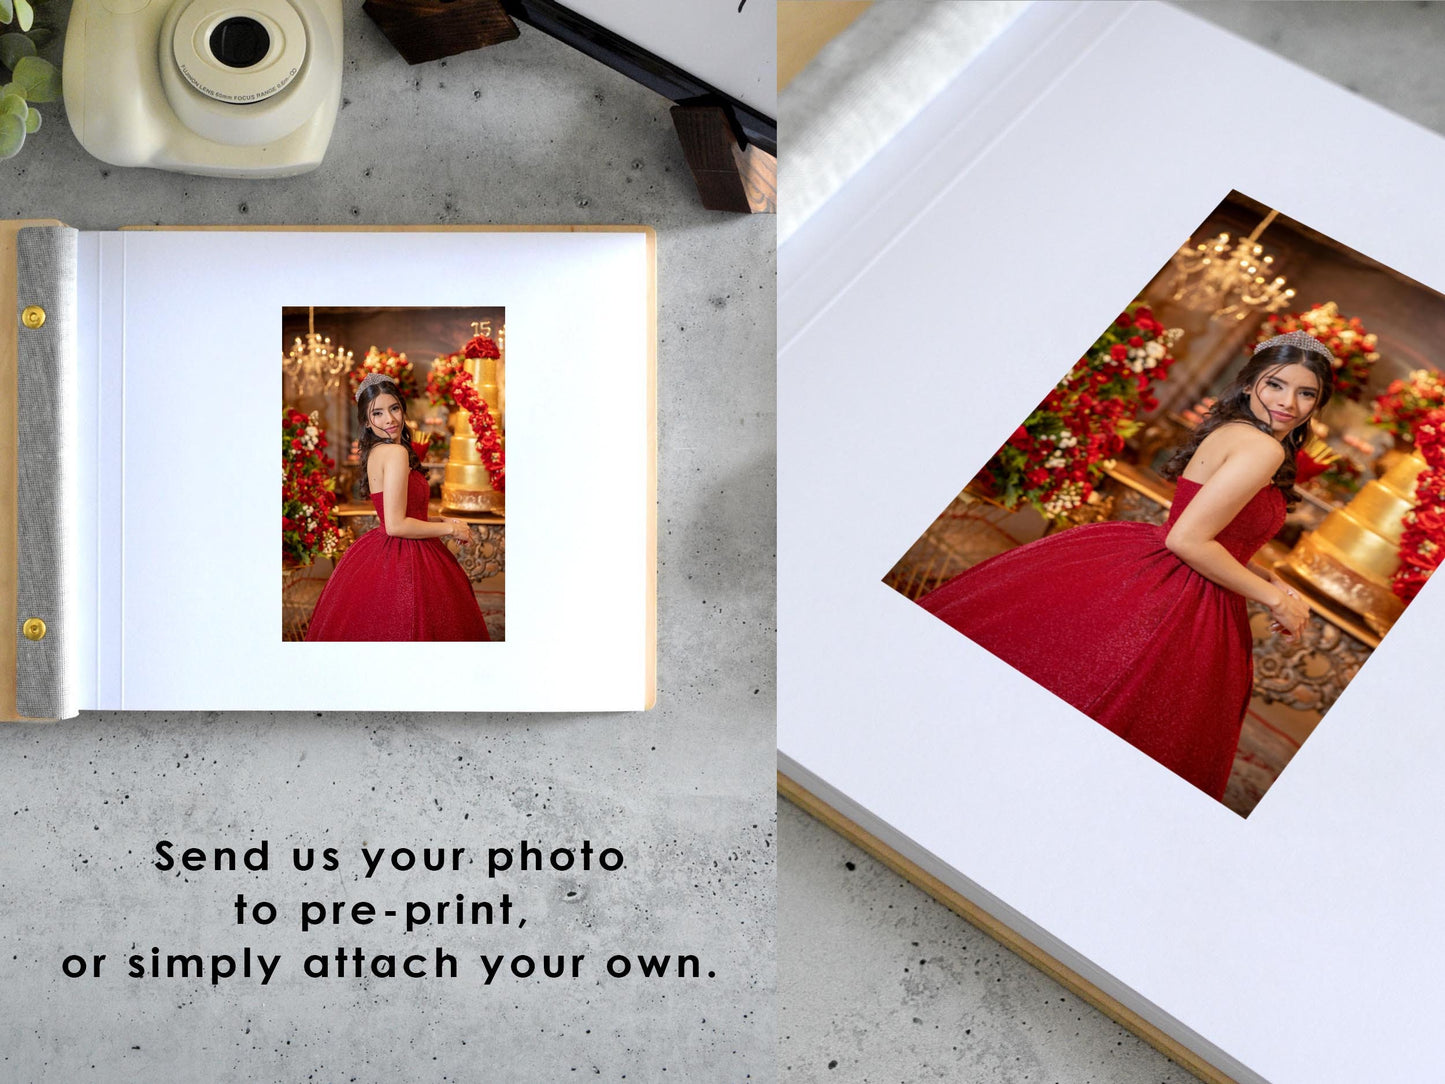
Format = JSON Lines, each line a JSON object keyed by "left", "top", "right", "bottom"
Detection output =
{"left": 306, "top": 373, "right": 490, "bottom": 642}
{"left": 917, "top": 331, "right": 1334, "bottom": 799}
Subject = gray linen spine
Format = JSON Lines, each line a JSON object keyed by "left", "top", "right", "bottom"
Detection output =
{"left": 15, "top": 226, "right": 78, "bottom": 719}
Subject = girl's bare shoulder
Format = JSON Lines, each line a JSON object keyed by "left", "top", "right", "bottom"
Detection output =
{"left": 367, "top": 442, "right": 408, "bottom": 492}
{"left": 1183, "top": 423, "right": 1284, "bottom": 482}
{"left": 1201, "top": 422, "right": 1283, "bottom": 460}
{"left": 371, "top": 442, "right": 408, "bottom": 462}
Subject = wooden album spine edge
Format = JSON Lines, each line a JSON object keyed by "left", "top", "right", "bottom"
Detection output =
{"left": 777, "top": 771, "right": 1239, "bottom": 1084}
{"left": 0, "top": 219, "right": 67, "bottom": 724}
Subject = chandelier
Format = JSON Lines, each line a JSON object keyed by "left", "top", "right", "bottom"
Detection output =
{"left": 283, "top": 307, "right": 353, "bottom": 399}
{"left": 1166, "top": 209, "right": 1296, "bottom": 321}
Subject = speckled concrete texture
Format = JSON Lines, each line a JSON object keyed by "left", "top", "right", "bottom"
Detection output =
{"left": 779, "top": 802, "right": 1197, "bottom": 1084}
{"left": 0, "top": 5, "right": 774, "bottom": 1081}
{"left": 780, "top": 2, "right": 1445, "bottom": 1081}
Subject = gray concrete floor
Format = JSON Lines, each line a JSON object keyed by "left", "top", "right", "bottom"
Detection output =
{"left": 0, "top": 6, "right": 774, "bottom": 1082}
{"left": 779, "top": 2, "right": 1445, "bottom": 1081}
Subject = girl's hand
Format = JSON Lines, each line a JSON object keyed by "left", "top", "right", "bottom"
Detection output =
{"left": 1265, "top": 569, "right": 1293, "bottom": 594}
{"left": 443, "top": 518, "right": 471, "bottom": 544}
{"left": 1267, "top": 588, "right": 1309, "bottom": 639}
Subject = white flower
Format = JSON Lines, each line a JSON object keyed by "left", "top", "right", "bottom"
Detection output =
{"left": 1145, "top": 341, "right": 1165, "bottom": 359}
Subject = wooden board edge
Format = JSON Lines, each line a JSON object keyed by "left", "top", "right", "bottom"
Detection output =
{"left": 778, "top": 1, "right": 872, "bottom": 91}
{"left": 121, "top": 223, "right": 656, "bottom": 233}
{"left": 642, "top": 226, "right": 657, "bottom": 710}
{"left": 777, "top": 771, "right": 1238, "bottom": 1084}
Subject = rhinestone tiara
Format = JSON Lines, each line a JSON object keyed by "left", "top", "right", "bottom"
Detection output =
{"left": 354, "top": 371, "right": 400, "bottom": 402}
{"left": 1253, "top": 329, "right": 1334, "bottom": 364}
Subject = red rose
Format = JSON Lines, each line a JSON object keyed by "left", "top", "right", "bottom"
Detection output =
{"left": 463, "top": 334, "right": 501, "bottom": 360}
{"left": 1414, "top": 507, "right": 1445, "bottom": 533}
{"left": 1115, "top": 313, "right": 1132, "bottom": 327}
{"left": 1400, "top": 545, "right": 1436, "bottom": 570}
{"left": 1128, "top": 336, "right": 1143, "bottom": 348}
{"left": 1110, "top": 344, "right": 1128, "bottom": 361}
{"left": 1026, "top": 468, "right": 1049, "bottom": 487}
{"left": 1133, "top": 306, "right": 1154, "bottom": 322}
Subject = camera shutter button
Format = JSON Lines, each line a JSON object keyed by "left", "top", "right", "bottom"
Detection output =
{"left": 101, "top": 0, "right": 152, "bottom": 13}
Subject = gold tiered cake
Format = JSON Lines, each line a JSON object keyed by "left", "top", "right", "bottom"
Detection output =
{"left": 441, "top": 351, "right": 505, "bottom": 515}
{"left": 1282, "top": 450, "right": 1426, "bottom": 635}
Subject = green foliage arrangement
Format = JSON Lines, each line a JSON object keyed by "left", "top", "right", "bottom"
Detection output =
{"left": 0, "top": 0, "right": 60, "bottom": 160}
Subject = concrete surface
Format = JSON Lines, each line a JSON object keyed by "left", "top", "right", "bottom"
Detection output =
{"left": 0, "top": 5, "right": 775, "bottom": 1082}
{"left": 779, "top": 2, "right": 1445, "bottom": 1081}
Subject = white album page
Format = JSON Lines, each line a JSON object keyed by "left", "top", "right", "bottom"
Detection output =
{"left": 74, "top": 228, "right": 654, "bottom": 711}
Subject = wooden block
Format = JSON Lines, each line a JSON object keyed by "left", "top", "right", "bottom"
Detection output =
{"left": 670, "top": 104, "right": 776, "bottom": 215}
{"left": 362, "top": 0, "right": 520, "bottom": 66}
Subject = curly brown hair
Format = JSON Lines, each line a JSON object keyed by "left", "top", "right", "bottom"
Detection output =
{"left": 1160, "top": 342, "right": 1334, "bottom": 511}
{"left": 356, "top": 378, "right": 423, "bottom": 498}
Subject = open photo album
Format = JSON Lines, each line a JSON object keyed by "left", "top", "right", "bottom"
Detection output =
{"left": 780, "top": 4, "right": 1445, "bottom": 1082}
{"left": 4, "top": 224, "right": 656, "bottom": 719}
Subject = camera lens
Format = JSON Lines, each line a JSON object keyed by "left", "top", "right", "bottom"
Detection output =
{"left": 209, "top": 16, "right": 271, "bottom": 68}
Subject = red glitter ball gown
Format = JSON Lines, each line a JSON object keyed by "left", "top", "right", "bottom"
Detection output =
{"left": 917, "top": 478, "right": 1284, "bottom": 798}
{"left": 306, "top": 469, "right": 490, "bottom": 642}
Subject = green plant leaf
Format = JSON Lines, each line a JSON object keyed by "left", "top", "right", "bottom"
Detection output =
{"left": 0, "top": 111, "right": 24, "bottom": 158}
{"left": 0, "top": 91, "right": 24, "bottom": 117}
{"left": 0, "top": 32, "right": 33, "bottom": 69}
{"left": 11, "top": 54, "right": 56, "bottom": 101}
{"left": 25, "top": 24, "right": 48, "bottom": 46}
{"left": 0, "top": 0, "right": 12, "bottom": 27}
{"left": 23, "top": 103, "right": 37, "bottom": 132}
{"left": 12, "top": 0, "right": 29, "bottom": 31}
